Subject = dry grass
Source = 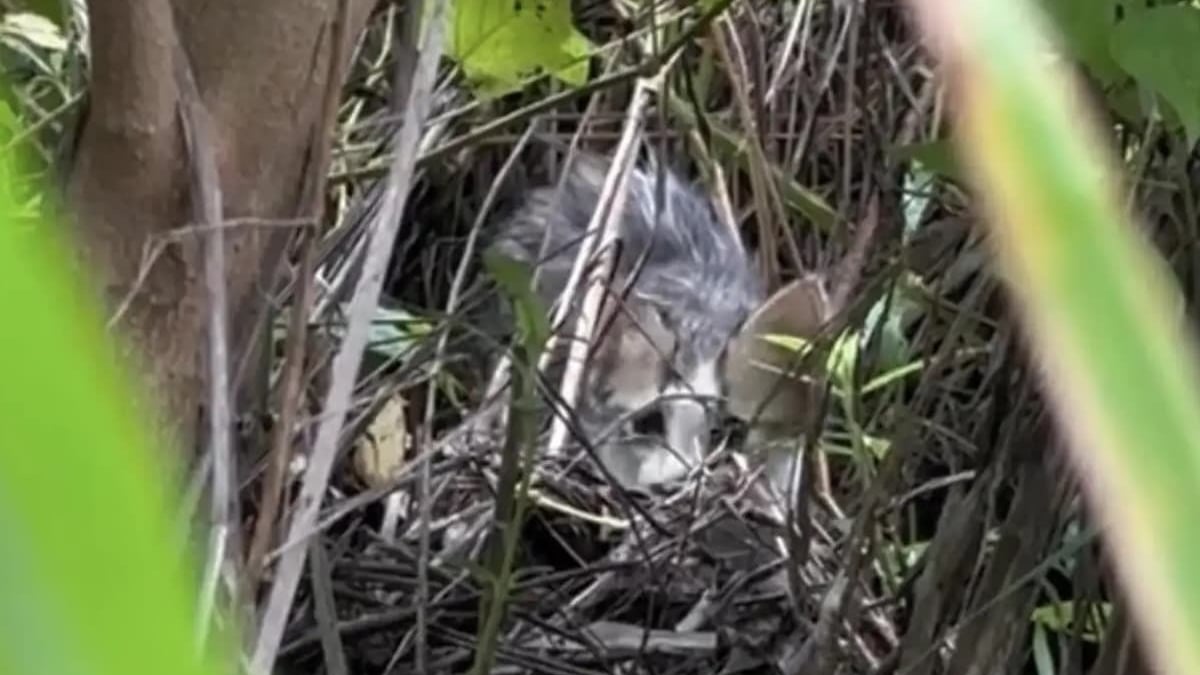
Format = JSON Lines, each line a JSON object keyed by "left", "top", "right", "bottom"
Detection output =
{"left": 11, "top": 0, "right": 1189, "bottom": 672}
{"left": 245, "top": 2, "right": 1129, "bottom": 673}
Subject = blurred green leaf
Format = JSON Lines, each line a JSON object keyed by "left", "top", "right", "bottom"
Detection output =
{"left": 0, "top": 98, "right": 18, "bottom": 133}
{"left": 1102, "top": 77, "right": 1147, "bottom": 127}
{"left": 3, "top": 1, "right": 67, "bottom": 32}
{"left": 761, "top": 333, "right": 810, "bottom": 355}
{"left": 1038, "top": 0, "right": 1121, "bottom": 82}
{"left": 891, "top": 139, "right": 962, "bottom": 182}
{"left": 764, "top": 300, "right": 915, "bottom": 396}
{"left": 901, "top": 163, "right": 938, "bottom": 239}
{"left": 0, "top": 89, "right": 222, "bottom": 675}
{"left": 446, "top": 0, "right": 593, "bottom": 97}
{"left": 359, "top": 305, "right": 432, "bottom": 360}
{"left": 1, "top": 11, "right": 67, "bottom": 52}
{"left": 1110, "top": 4, "right": 1200, "bottom": 145}
{"left": 911, "top": 0, "right": 1200, "bottom": 671}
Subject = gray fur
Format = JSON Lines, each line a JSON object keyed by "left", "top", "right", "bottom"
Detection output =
{"left": 488, "top": 152, "right": 764, "bottom": 486}
{"left": 492, "top": 154, "right": 762, "bottom": 374}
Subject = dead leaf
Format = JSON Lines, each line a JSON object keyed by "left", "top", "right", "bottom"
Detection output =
{"left": 352, "top": 394, "right": 410, "bottom": 488}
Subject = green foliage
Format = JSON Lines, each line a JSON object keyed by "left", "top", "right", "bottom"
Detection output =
{"left": 892, "top": 139, "right": 961, "bottom": 183}
{"left": 914, "top": 1, "right": 1200, "bottom": 186}
{"left": 445, "top": 0, "right": 594, "bottom": 97}
{"left": 474, "top": 249, "right": 548, "bottom": 674}
{"left": 483, "top": 249, "right": 549, "bottom": 356}
{"left": 918, "top": 0, "right": 1200, "bottom": 670}
{"left": 0, "top": 91, "right": 221, "bottom": 675}
{"left": 0, "top": 4, "right": 76, "bottom": 188}
{"left": 0, "top": 0, "right": 67, "bottom": 33}
{"left": 1039, "top": 0, "right": 1121, "bottom": 82}
{"left": 0, "top": 10, "right": 67, "bottom": 54}
{"left": 1110, "top": 4, "right": 1200, "bottom": 145}
{"left": 1034, "top": 0, "right": 1200, "bottom": 145}
{"left": 354, "top": 305, "right": 432, "bottom": 360}
{"left": 762, "top": 308, "right": 916, "bottom": 400}
{"left": 1031, "top": 601, "right": 1111, "bottom": 642}
{"left": 761, "top": 308, "right": 919, "bottom": 471}
{"left": 880, "top": 540, "right": 927, "bottom": 589}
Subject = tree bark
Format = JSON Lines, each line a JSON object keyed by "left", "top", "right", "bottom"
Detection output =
{"left": 67, "top": 0, "right": 375, "bottom": 456}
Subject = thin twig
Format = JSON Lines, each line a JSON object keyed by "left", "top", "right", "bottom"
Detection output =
{"left": 390, "top": 1, "right": 434, "bottom": 670}
{"left": 105, "top": 219, "right": 314, "bottom": 331}
{"left": 543, "top": 77, "right": 655, "bottom": 457}
{"left": 309, "top": 537, "right": 350, "bottom": 675}
{"left": 249, "top": 2, "right": 447, "bottom": 671}
{"left": 245, "top": 0, "right": 354, "bottom": 594}
{"left": 175, "top": 37, "right": 234, "bottom": 651}
{"left": 764, "top": 0, "right": 812, "bottom": 105}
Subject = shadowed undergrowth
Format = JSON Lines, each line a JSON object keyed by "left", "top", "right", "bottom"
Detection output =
{"left": 4, "top": 0, "right": 1200, "bottom": 673}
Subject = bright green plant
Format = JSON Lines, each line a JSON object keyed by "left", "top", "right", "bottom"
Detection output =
{"left": 0, "top": 88, "right": 222, "bottom": 675}
{"left": 442, "top": 0, "right": 594, "bottom": 96}
{"left": 906, "top": 0, "right": 1200, "bottom": 673}
{"left": 471, "top": 250, "right": 550, "bottom": 675}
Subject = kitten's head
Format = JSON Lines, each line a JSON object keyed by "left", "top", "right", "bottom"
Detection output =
{"left": 490, "top": 153, "right": 828, "bottom": 489}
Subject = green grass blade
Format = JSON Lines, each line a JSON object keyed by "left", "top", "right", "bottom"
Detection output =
{"left": 0, "top": 95, "right": 222, "bottom": 675}
{"left": 907, "top": 1, "right": 1200, "bottom": 672}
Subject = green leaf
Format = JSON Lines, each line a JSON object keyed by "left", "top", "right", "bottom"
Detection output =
{"left": 880, "top": 541, "right": 927, "bottom": 584}
{"left": 761, "top": 333, "right": 811, "bottom": 354}
{"left": 761, "top": 332, "right": 858, "bottom": 388}
{"left": 446, "top": 0, "right": 594, "bottom": 97}
{"left": 3, "top": 1, "right": 67, "bottom": 33}
{"left": 1, "top": 11, "right": 68, "bottom": 52}
{"left": 363, "top": 306, "right": 431, "bottom": 360}
{"left": 1032, "top": 624, "right": 1056, "bottom": 675}
{"left": 1110, "top": 5, "right": 1200, "bottom": 145}
{"left": 863, "top": 297, "right": 913, "bottom": 377}
{"left": 1037, "top": 0, "right": 1121, "bottom": 82}
{"left": 0, "top": 85, "right": 223, "bottom": 675}
{"left": 1031, "top": 601, "right": 1111, "bottom": 642}
{"left": 0, "top": 98, "right": 18, "bottom": 134}
{"left": 367, "top": 317, "right": 430, "bottom": 359}
{"left": 1103, "top": 77, "right": 1147, "bottom": 127}
{"left": 915, "top": 0, "right": 1200, "bottom": 670}
{"left": 484, "top": 249, "right": 550, "bottom": 358}
{"left": 863, "top": 434, "right": 891, "bottom": 460}
{"left": 891, "top": 139, "right": 962, "bottom": 183}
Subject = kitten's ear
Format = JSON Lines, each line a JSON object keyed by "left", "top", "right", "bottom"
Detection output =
{"left": 725, "top": 276, "right": 830, "bottom": 426}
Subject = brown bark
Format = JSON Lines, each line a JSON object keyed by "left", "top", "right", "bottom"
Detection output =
{"left": 67, "top": 0, "right": 375, "bottom": 456}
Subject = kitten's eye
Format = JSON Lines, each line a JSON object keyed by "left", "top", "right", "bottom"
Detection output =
{"left": 630, "top": 408, "right": 666, "bottom": 436}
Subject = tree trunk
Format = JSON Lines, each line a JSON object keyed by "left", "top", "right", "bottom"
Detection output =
{"left": 67, "top": 0, "right": 375, "bottom": 457}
